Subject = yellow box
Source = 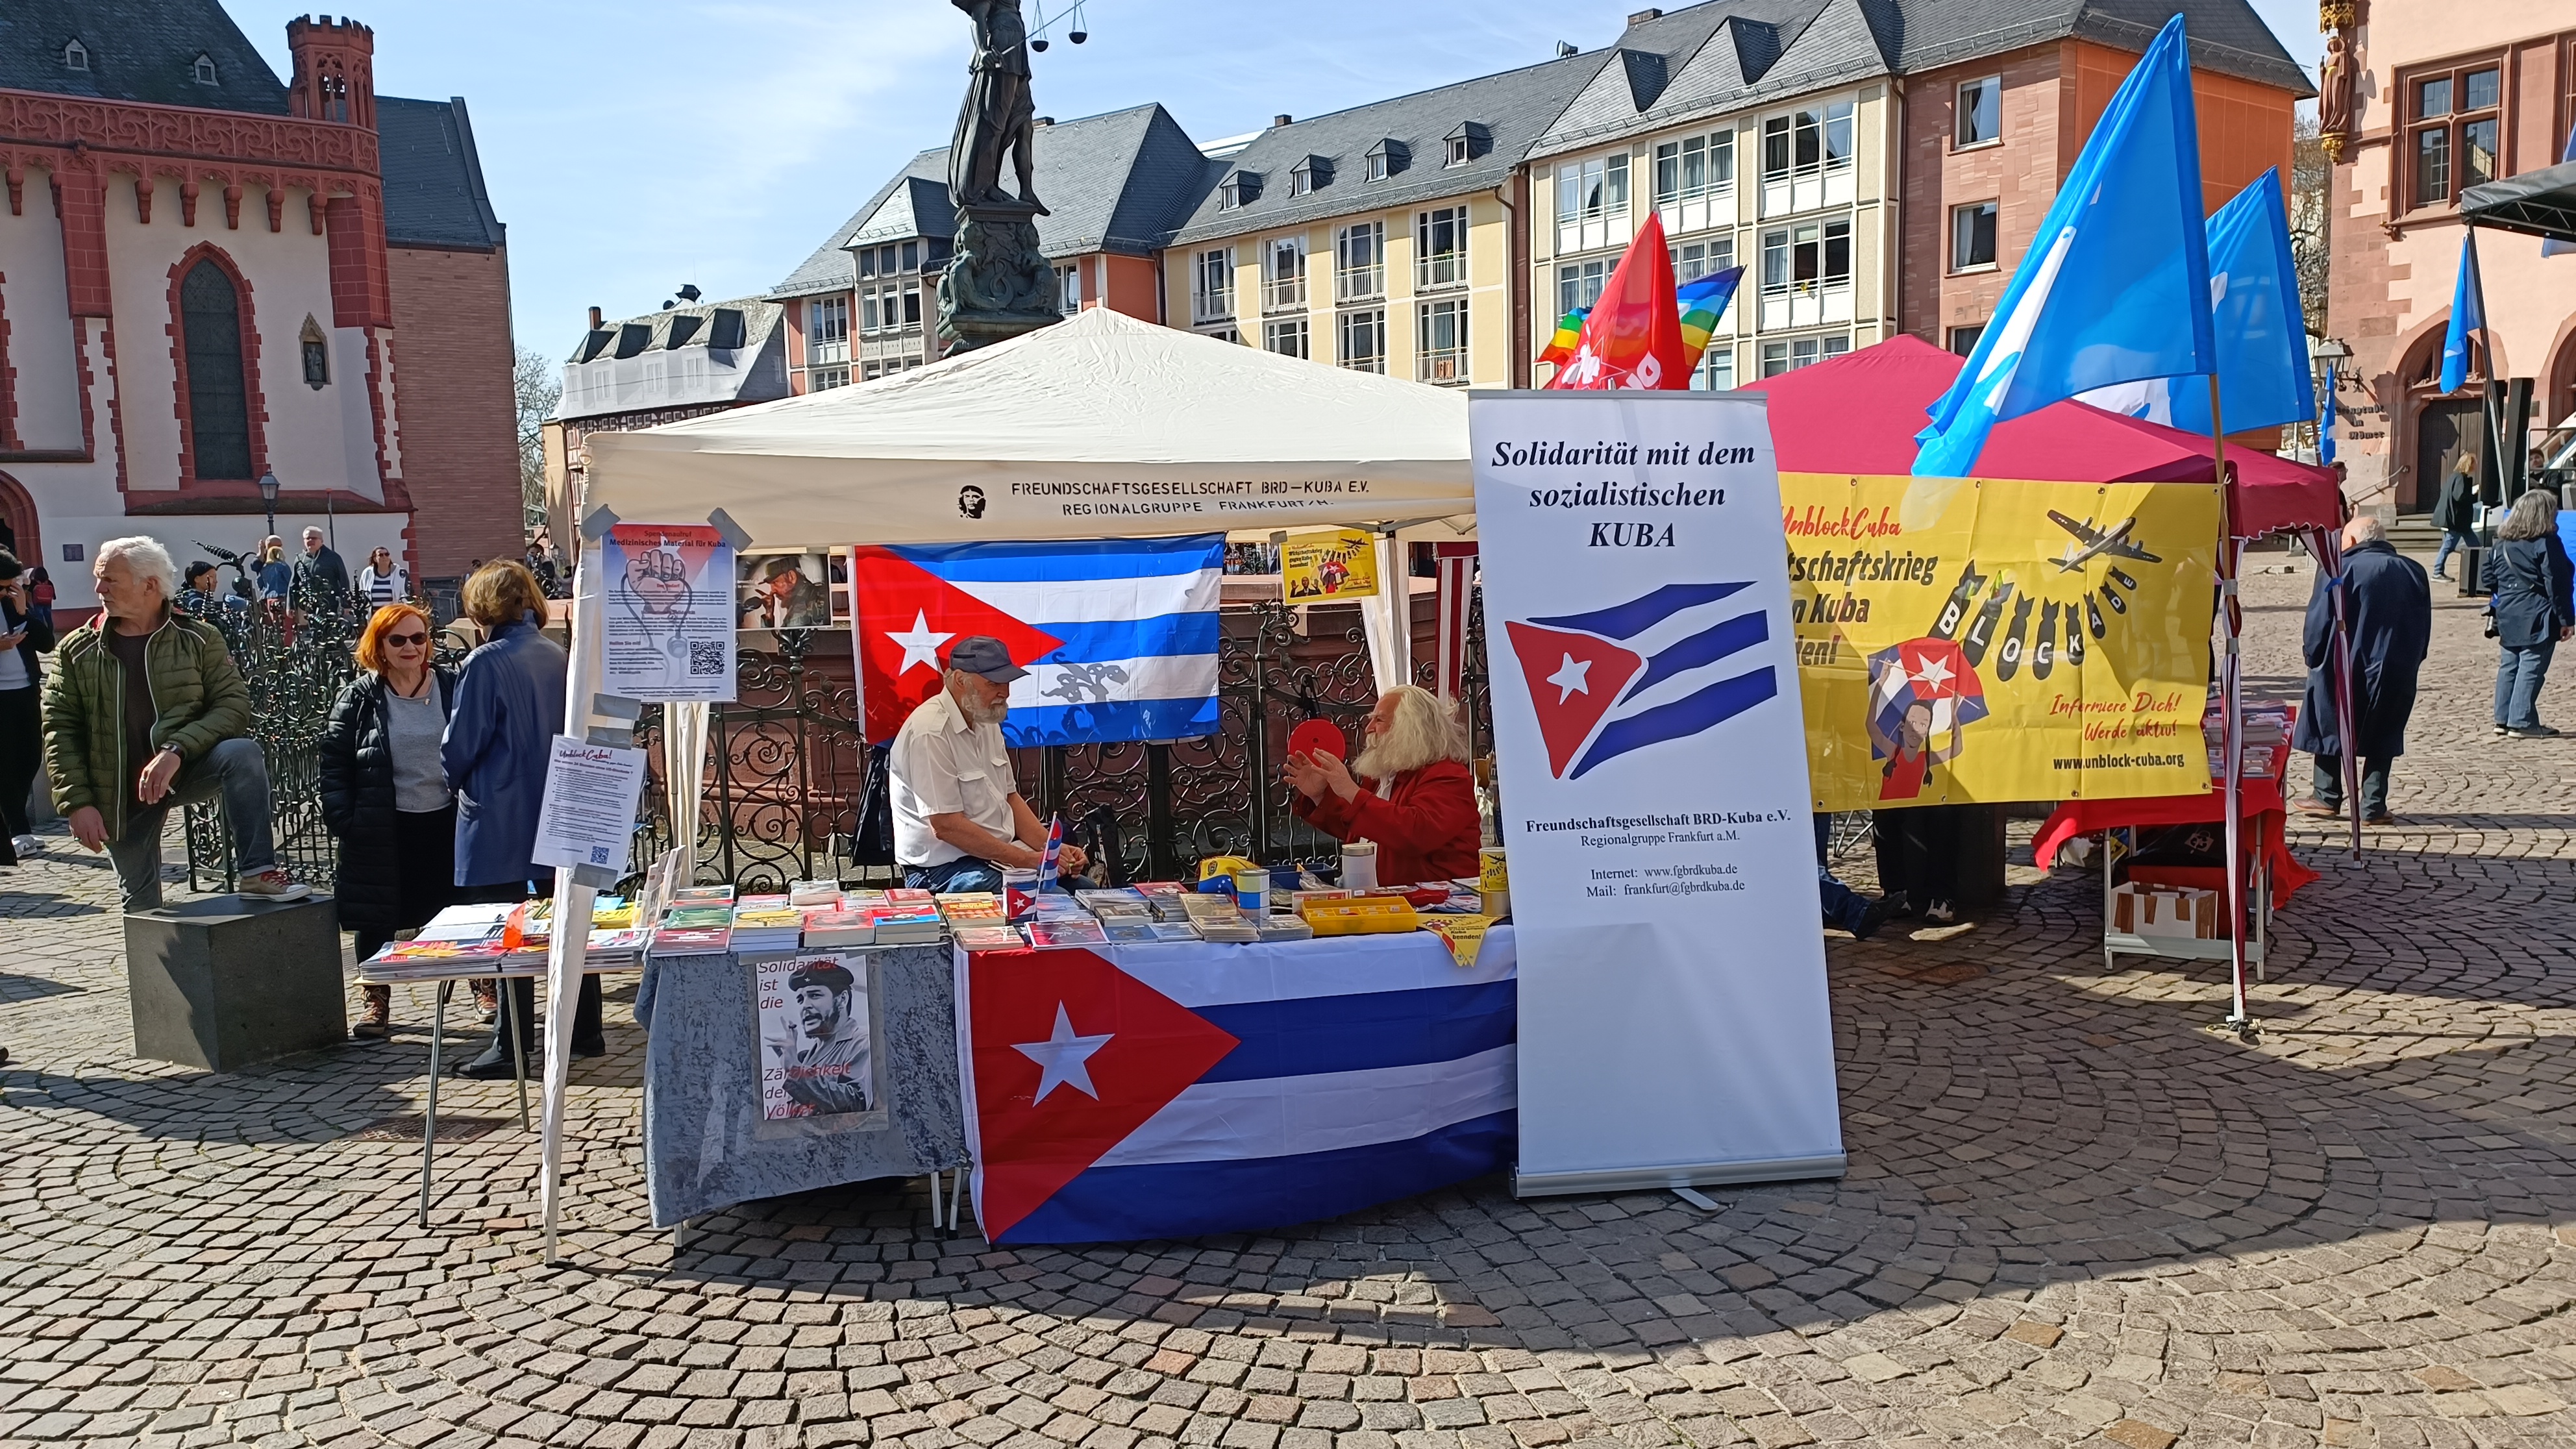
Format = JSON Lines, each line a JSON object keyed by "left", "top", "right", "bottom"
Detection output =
{"left": 1478, "top": 847, "right": 1508, "bottom": 895}
{"left": 1299, "top": 897, "right": 1420, "bottom": 935}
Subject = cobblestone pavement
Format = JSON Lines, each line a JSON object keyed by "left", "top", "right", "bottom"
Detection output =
{"left": 5, "top": 560, "right": 2575, "bottom": 1449}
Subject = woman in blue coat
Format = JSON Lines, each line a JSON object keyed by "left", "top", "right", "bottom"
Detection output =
{"left": 440, "top": 561, "right": 603, "bottom": 1076}
{"left": 2486, "top": 489, "right": 2576, "bottom": 739}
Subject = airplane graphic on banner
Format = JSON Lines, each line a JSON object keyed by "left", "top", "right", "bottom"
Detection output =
{"left": 1502, "top": 582, "right": 1777, "bottom": 779}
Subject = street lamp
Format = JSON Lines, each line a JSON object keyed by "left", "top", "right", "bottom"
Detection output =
{"left": 257, "top": 469, "right": 280, "bottom": 542}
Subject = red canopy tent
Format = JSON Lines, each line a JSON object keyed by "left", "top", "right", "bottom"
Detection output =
{"left": 1737, "top": 335, "right": 2340, "bottom": 539}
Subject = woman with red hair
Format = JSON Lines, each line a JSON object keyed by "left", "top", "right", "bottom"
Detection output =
{"left": 319, "top": 603, "right": 459, "bottom": 1037}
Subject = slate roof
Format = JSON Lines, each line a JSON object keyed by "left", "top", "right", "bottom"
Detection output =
{"left": 773, "top": 104, "right": 1215, "bottom": 300}
{"left": 0, "top": 0, "right": 288, "bottom": 114}
{"left": 1529, "top": 0, "right": 2308, "bottom": 160}
{"left": 1166, "top": 51, "right": 1600, "bottom": 248}
{"left": 774, "top": 149, "right": 948, "bottom": 299}
{"left": 555, "top": 295, "right": 790, "bottom": 423}
{"left": 378, "top": 96, "right": 505, "bottom": 253}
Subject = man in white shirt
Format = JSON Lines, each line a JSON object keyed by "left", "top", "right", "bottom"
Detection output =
{"left": 888, "top": 636, "right": 1087, "bottom": 892}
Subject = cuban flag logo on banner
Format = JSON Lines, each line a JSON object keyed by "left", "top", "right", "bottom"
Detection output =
{"left": 852, "top": 536, "right": 1224, "bottom": 745}
{"left": 1501, "top": 582, "right": 1777, "bottom": 780}
{"left": 1864, "top": 638, "right": 1990, "bottom": 801}
{"left": 960, "top": 939, "right": 1517, "bottom": 1243}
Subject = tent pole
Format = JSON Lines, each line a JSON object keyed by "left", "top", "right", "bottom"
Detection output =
{"left": 540, "top": 551, "right": 608, "bottom": 1265}
{"left": 2322, "top": 528, "right": 2362, "bottom": 858}
{"left": 2209, "top": 375, "right": 2251, "bottom": 1039}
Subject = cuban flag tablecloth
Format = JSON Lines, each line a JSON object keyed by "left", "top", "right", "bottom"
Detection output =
{"left": 956, "top": 930, "right": 1517, "bottom": 1244}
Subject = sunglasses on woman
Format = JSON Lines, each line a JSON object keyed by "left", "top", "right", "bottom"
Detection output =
{"left": 386, "top": 631, "right": 428, "bottom": 647}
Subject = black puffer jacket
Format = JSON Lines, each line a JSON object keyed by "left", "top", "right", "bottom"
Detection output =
{"left": 319, "top": 667, "right": 457, "bottom": 932}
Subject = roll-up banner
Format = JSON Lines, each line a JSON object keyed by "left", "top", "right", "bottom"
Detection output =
{"left": 1470, "top": 390, "right": 1844, "bottom": 1196}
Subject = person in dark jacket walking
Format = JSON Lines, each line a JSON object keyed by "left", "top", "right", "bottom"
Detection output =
{"left": 2486, "top": 489, "right": 2576, "bottom": 738}
{"left": 2431, "top": 454, "right": 2479, "bottom": 582}
{"left": 320, "top": 604, "right": 459, "bottom": 1038}
{"left": 2293, "top": 517, "right": 2431, "bottom": 825}
{"left": 441, "top": 561, "right": 601, "bottom": 1076}
{"left": 0, "top": 550, "right": 56, "bottom": 865}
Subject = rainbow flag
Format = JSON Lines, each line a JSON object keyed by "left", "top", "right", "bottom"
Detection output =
{"left": 1535, "top": 306, "right": 1589, "bottom": 368}
{"left": 1676, "top": 267, "right": 1744, "bottom": 373}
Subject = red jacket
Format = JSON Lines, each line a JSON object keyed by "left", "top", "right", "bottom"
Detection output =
{"left": 1292, "top": 758, "right": 1481, "bottom": 886}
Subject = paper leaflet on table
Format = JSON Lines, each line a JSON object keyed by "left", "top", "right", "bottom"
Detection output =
{"left": 850, "top": 535, "right": 1222, "bottom": 746}
{"left": 958, "top": 935, "right": 1516, "bottom": 1243}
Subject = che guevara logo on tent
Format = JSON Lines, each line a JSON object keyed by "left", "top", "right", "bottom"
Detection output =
{"left": 1505, "top": 582, "right": 1777, "bottom": 779}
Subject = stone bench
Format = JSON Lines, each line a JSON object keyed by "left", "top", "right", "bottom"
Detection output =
{"left": 125, "top": 895, "right": 344, "bottom": 1071}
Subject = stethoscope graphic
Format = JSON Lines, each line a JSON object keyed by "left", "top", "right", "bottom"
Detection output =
{"left": 615, "top": 543, "right": 699, "bottom": 662}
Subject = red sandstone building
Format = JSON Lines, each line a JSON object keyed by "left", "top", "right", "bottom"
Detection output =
{"left": 0, "top": 3, "right": 514, "bottom": 612}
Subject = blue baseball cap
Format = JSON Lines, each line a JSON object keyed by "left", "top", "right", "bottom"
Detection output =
{"left": 946, "top": 635, "right": 1028, "bottom": 683}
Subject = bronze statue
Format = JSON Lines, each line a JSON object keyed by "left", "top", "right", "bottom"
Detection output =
{"left": 950, "top": 0, "right": 1046, "bottom": 216}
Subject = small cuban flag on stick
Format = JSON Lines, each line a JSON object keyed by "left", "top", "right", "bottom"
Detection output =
{"left": 1038, "top": 814, "right": 1066, "bottom": 893}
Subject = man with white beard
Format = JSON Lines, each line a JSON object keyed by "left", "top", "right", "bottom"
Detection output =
{"left": 888, "top": 636, "right": 1087, "bottom": 893}
{"left": 1285, "top": 685, "right": 1483, "bottom": 887}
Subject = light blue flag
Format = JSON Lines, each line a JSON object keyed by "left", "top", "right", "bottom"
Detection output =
{"left": 1913, "top": 15, "right": 2212, "bottom": 477}
{"left": 2319, "top": 360, "right": 2336, "bottom": 467}
{"left": 2079, "top": 168, "right": 2314, "bottom": 433}
{"left": 2438, "top": 230, "right": 2485, "bottom": 395}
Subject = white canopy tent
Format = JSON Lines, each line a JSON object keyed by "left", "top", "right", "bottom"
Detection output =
{"left": 534, "top": 307, "right": 1483, "bottom": 1256}
{"left": 582, "top": 306, "right": 1474, "bottom": 545}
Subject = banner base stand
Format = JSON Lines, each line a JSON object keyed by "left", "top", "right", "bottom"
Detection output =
{"left": 1512, "top": 1153, "right": 1847, "bottom": 1199}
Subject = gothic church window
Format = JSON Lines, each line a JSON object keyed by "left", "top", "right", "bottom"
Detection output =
{"left": 182, "top": 260, "right": 254, "bottom": 479}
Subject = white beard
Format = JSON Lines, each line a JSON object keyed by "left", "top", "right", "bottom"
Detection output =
{"left": 959, "top": 695, "right": 1010, "bottom": 726}
{"left": 1351, "top": 740, "right": 1402, "bottom": 782}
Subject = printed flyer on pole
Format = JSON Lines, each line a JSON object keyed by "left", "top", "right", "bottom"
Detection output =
{"left": 1470, "top": 389, "right": 1844, "bottom": 1195}
{"left": 602, "top": 523, "right": 736, "bottom": 702}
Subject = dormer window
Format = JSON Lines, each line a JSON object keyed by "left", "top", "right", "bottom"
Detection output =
{"left": 1289, "top": 155, "right": 1331, "bottom": 197}
{"left": 1365, "top": 139, "right": 1409, "bottom": 182}
{"left": 62, "top": 39, "right": 88, "bottom": 71}
{"left": 1219, "top": 170, "right": 1263, "bottom": 210}
{"left": 1444, "top": 122, "right": 1492, "bottom": 167}
{"left": 193, "top": 53, "right": 217, "bottom": 86}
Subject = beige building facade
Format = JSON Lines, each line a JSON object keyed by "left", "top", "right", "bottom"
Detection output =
{"left": 1161, "top": 56, "right": 1598, "bottom": 388}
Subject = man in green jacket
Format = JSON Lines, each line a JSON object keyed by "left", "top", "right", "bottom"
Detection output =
{"left": 44, "top": 536, "right": 307, "bottom": 909}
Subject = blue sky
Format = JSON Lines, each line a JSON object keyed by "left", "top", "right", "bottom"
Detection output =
{"left": 225, "top": 0, "right": 2320, "bottom": 360}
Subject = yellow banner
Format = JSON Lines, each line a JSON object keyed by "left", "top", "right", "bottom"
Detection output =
{"left": 1785, "top": 473, "right": 2219, "bottom": 811}
{"left": 1283, "top": 528, "right": 1380, "bottom": 602}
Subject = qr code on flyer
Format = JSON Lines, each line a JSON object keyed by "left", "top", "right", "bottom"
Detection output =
{"left": 689, "top": 640, "right": 726, "bottom": 676}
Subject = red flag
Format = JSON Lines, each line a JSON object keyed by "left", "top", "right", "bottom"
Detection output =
{"left": 1545, "top": 212, "right": 1689, "bottom": 391}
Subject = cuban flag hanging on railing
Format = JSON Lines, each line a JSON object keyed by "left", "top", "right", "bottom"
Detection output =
{"left": 958, "top": 933, "right": 1517, "bottom": 1243}
{"left": 852, "top": 536, "right": 1224, "bottom": 745}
